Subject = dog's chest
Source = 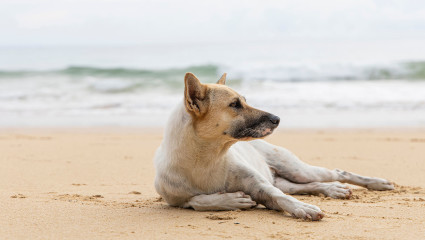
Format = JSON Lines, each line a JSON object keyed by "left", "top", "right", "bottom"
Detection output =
{"left": 189, "top": 163, "right": 228, "bottom": 193}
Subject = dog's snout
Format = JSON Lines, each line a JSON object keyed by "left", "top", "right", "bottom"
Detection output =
{"left": 268, "top": 114, "right": 280, "bottom": 125}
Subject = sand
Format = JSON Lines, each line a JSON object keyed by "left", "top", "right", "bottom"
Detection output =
{"left": 1, "top": 128, "right": 425, "bottom": 240}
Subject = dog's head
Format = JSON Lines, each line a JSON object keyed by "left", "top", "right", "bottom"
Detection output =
{"left": 184, "top": 72, "right": 280, "bottom": 141}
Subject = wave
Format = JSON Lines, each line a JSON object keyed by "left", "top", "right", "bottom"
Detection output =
{"left": 0, "top": 64, "right": 219, "bottom": 81}
{"left": 1, "top": 61, "right": 425, "bottom": 83}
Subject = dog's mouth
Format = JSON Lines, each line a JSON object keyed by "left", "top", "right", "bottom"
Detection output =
{"left": 231, "top": 121, "right": 277, "bottom": 140}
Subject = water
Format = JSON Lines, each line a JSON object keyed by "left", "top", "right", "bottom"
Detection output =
{"left": 1, "top": 42, "right": 425, "bottom": 128}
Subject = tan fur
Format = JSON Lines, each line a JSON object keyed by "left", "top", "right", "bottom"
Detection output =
{"left": 183, "top": 73, "right": 272, "bottom": 140}
{"left": 216, "top": 73, "right": 227, "bottom": 85}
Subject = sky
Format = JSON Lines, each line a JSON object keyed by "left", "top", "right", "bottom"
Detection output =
{"left": 1, "top": 0, "right": 425, "bottom": 46}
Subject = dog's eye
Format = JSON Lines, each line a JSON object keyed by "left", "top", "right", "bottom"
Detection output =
{"left": 229, "top": 100, "right": 242, "bottom": 109}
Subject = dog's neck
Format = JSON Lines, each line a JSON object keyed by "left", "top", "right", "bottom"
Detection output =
{"left": 184, "top": 126, "right": 235, "bottom": 163}
{"left": 164, "top": 103, "right": 235, "bottom": 169}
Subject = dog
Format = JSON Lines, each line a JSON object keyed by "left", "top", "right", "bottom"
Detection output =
{"left": 154, "top": 73, "right": 394, "bottom": 221}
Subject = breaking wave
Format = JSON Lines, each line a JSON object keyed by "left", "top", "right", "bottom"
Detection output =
{"left": 1, "top": 61, "right": 425, "bottom": 86}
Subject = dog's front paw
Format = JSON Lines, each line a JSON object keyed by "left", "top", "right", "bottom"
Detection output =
{"left": 221, "top": 192, "right": 257, "bottom": 210}
{"left": 366, "top": 178, "right": 394, "bottom": 191}
{"left": 289, "top": 202, "right": 324, "bottom": 221}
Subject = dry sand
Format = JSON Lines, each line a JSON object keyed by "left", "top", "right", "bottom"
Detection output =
{"left": 1, "top": 128, "right": 425, "bottom": 239}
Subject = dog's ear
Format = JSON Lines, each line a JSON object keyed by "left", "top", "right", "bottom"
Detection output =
{"left": 216, "top": 73, "right": 227, "bottom": 85}
{"left": 184, "top": 73, "right": 208, "bottom": 116}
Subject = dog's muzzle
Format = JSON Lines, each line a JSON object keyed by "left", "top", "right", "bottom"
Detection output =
{"left": 232, "top": 113, "right": 280, "bottom": 139}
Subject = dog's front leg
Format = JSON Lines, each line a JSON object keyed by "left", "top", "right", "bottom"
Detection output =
{"left": 254, "top": 181, "right": 324, "bottom": 220}
{"left": 183, "top": 192, "right": 257, "bottom": 211}
{"left": 227, "top": 165, "right": 325, "bottom": 220}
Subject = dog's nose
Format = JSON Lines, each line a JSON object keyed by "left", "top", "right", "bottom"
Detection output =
{"left": 268, "top": 114, "right": 280, "bottom": 125}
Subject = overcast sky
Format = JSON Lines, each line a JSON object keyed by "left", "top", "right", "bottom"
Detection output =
{"left": 1, "top": 0, "right": 425, "bottom": 46}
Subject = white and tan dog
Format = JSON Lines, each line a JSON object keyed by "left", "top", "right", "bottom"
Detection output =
{"left": 154, "top": 73, "right": 394, "bottom": 221}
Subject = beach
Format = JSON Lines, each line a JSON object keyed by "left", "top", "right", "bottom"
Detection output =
{"left": 3, "top": 1, "right": 425, "bottom": 239}
{"left": 1, "top": 128, "right": 424, "bottom": 240}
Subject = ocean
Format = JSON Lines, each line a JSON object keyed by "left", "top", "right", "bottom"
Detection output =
{"left": 1, "top": 42, "right": 425, "bottom": 128}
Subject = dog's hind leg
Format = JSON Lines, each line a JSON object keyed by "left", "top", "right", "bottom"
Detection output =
{"left": 250, "top": 140, "right": 394, "bottom": 191}
{"left": 183, "top": 192, "right": 257, "bottom": 211}
{"left": 274, "top": 177, "right": 352, "bottom": 199}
